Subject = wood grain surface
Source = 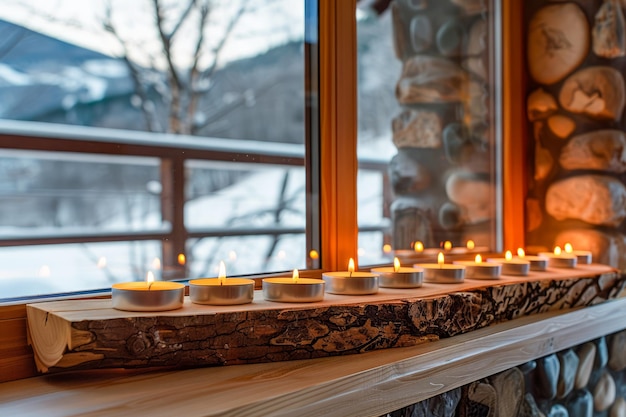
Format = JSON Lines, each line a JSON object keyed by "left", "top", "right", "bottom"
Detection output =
{"left": 25, "top": 265, "right": 625, "bottom": 375}
{"left": 4, "top": 297, "right": 626, "bottom": 417}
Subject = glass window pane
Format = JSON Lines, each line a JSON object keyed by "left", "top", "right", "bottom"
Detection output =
{"left": 0, "top": 241, "right": 161, "bottom": 301}
{"left": 357, "top": 1, "right": 502, "bottom": 265}
{"left": 0, "top": 0, "right": 317, "bottom": 300}
{"left": 0, "top": 150, "right": 162, "bottom": 233}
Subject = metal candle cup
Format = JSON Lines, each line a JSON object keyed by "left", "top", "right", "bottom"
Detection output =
{"left": 538, "top": 252, "right": 578, "bottom": 268}
{"left": 486, "top": 258, "right": 530, "bottom": 276}
{"left": 189, "top": 278, "right": 254, "bottom": 305}
{"left": 453, "top": 260, "right": 501, "bottom": 280}
{"left": 519, "top": 255, "right": 548, "bottom": 271}
{"left": 112, "top": 281, "right": 185, "bottom": 312}
{"left": 322, "top": 272, "right": 379, "bottom": 295}
{"left": 262, "top": 278, "right": 325, "bottom": 302}
{"left": 415, "top": 264, "right": 465, "bottom": 284}
{"left": 573, "top": 251, "right": 592, "bottom": 264}
{"left": 370, "top": 266, "right": 424, "bottom": 288}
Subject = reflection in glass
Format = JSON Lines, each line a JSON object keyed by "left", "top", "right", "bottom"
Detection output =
{"left": 357, "top": 0, "right": 501, "bottom": 265}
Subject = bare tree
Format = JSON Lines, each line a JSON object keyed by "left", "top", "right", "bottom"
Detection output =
{"left": 102, "top": 0, "right": 252, "bottom": 135}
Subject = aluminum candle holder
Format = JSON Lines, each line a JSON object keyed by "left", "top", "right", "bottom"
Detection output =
{"left": 370, "top": 264, "right": 424, "bottom": 288}
{"left": 189, "top": 278, "right": 255, "bottom": 305}
{"left": 112, "top": 281, "right": 185, "bottom": 312}
{"left": 262, "top": 278, "right": 325, "bottom": 303}
{"left": 522, "top": 256, "right": 549, "bottom": 271}
{"left": 539, "top": 252, "right": 578, "bottom": 268}
{"left": 415, "top": 264, "right": 465, "bottom": 284}
{"left": 486, "top": 257, "right": 530, "bottom": 276}
{"left": 453, "top": 260, "right": 501, "bottom": 280}
{"left": 322, "top": 272, "right": 379, "bottom": 295}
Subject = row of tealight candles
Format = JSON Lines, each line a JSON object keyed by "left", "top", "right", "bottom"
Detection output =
{"left": 110, "top": 243, "right": 592, "bottom": 312}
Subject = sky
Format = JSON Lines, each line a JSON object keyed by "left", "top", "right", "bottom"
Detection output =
{"left": 0, "top": 0, "right": 305, "bottom": 68}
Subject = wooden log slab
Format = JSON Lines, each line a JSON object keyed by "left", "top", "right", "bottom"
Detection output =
{"left": 26, "top": 265, "right": 625, "bottom": 374}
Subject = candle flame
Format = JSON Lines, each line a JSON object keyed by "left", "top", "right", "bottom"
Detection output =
{"left": 505, "top": 251, "right": 513, "bottom": 261}
{"left": 146, "top": 271, "right": 155, "bottom": 290}
{"left": 382, "top": 244, "right": 392, "bottom": 254}
{"left": 554, "top": 246, "right": 562, "bottom": 256}
{"left": 348, "top": 258, "right": 355, "bottom": 277}
{"left": 393, "top": 257, "right": 401, "bottom": 272}
{"left": 475, "top": 254, "right": 482, "bottom": 263}
{"left": 437, "top": 252, "right": 444, "bottom": 267}
{"left": 466, "top": 240, "right": 475, "bottom": 250}
{"left": 309, "top": 249, "right": 319, "bottom": 260}
{"left": 218, "top": 261, "right": 226, "bottom": 285}
{"left": 97, "top": 257, "right": 107, "bottom": 269}
{"left": 177, "top": 253, "right": 186, "bottom": 265}
{"left": 564, "top": 243, "right": 573, "bottom": 253}
{"left": 292, "top": 269, "right": 299, "bottom": 283}
{"left": 517, "top": 248, "right": 525, "bottom": 258}
{"left": 443, "top": 241, "right": 452, "bottom": 250}
{"left": 152, "top": 257, "right": 161, "bottom": 270}
{"left": 414, "top": 241, "right": 424, "bottom": 253}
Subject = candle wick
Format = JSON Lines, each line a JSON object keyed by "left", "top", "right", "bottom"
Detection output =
{"left": 147, "top": 282, "right": 153, "bottom": 290}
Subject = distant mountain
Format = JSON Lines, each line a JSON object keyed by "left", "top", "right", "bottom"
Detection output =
{"left": 0, "top": 18, "right": 306, "bottom": 143}
{"left": 0, "top": 19, "right": 134, "bottom": 121}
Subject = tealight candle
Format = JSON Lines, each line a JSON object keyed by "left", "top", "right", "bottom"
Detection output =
{"left": 516, "top": 248, "right": 548, "bottom": 271}
{"left": 393, "top": 241, "right": 427, "bottom": 263}
{"left": 263, "top": 269, "right": 325, "bottom": 303}
{"left": 454, "top": 254, "right": 501, "bottom": 280}
{"left": 189, "top": 261, "right": 255, "bottom": 305}
{"left": 112, "top": 271, "right": 185, "bottom": 312}
{"left": 564, "top": 243, "right": 592, "bottom": 265}
{"left": 539, "top": 246, "right": 577, "bottom": 268}
{"left": 487, "top": 251, "right": 530, "bottom": 276}
{"left": 416, "top": 252, "right": 465, "bottom": 284}
{"left": 323, "top": 258, "right": 379, "bottom": 295}
{"left": 371, "top": 257, "right": 424, "bottom": 288}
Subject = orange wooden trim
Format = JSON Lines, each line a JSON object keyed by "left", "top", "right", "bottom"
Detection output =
{"left": 319, "top": 0, "right": 358, "bottom": 271}
{"left": 502, "top": 0, "right": 526, "bottom": 251}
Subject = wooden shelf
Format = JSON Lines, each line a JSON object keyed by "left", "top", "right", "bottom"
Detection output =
{"left": 3, "top": 296, "right": 626, "bottom": 417}
{"left": 25, "top": 265, "right": 624, "bottom": 375}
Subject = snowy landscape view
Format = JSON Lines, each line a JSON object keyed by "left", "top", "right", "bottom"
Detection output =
{"left": 0, "top": 1, "right": 399, "bottom": 300}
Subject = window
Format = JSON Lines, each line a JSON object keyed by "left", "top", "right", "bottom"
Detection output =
{"left": 0, "top": 0, "right": 318, "bottom": 300}
{"left": 356, "top": 0, "right": 503, "bottom": 266}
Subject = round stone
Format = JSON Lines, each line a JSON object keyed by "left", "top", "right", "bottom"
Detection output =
{"left": 528, "top": 3, "right": 589, "bottom": 85}
{"left": 559, "top": 66, "right": 626, "bottom": 121}
{"left": 528, "top": 88, "right": 558, "bottom": 121}
{"left": 410, "top": 15, "right": 432, "bottom": 53}
{"left": 575, "top": 342, "right": 596, "bottom": 390}
{"left": 545, "top": 175, "right": 626, "bottom": 227}
{"left": 610, "top": 397, "right": 626, "bottom": 417}
{"left": 548, "top": 404, "right": 569, "bottom": 417}
{"left": 437, "top": 18, "right": 465, "bottom": 56}
{"left": 557, "top": 349, "right": 579, "bottom": 399}
{"left": 608, "top": 330, "right": 626, "bottom": 371}
{"left": 547, "top": 115, "right": 576, "bottom": 139}
{"left": 560, "top": 130, "right": 626, "bottom": 173}
{"left": 535, "top": 354, "right": 560, "bottom": 400}
{"left": 594, "top": 372, "right": 616, "bottom": 411}
{"left": 566, "top": 389, "right": 593, "bottom": 417}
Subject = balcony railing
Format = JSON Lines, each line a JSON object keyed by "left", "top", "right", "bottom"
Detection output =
{"left": 0, "top": 120, "right": 390, "bottom": 285}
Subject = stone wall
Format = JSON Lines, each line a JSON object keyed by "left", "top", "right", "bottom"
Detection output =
{"left": 388, "top": 0, "right": 497, "bottom": 250}
{"left": 524, "top": 0, "right": 626, "bottom": 270}
{"left": 383, "top": 329, "right": 626, "bottom": 417}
